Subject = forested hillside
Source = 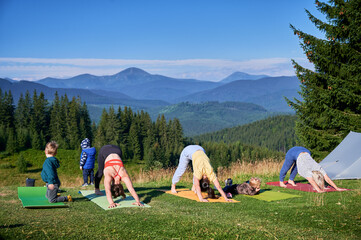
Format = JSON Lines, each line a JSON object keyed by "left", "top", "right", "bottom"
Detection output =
{"left": 1, "top": 89, "right": 288, "bottom": 172}
{"left": 149, "top": 101, "right": 271, "bottom": 136}
{"left": 192, "top": 115, "right": 299, "bottom": 153}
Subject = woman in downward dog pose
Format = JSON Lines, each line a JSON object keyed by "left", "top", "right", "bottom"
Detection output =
{"left": 280, "top": 146, "right": 345, "bottom": 192}
{"left": 171, "top": 145, "right": 232, "bottom": 202}
{"left": 95, "top": 145, "right": 143, "bottom": 208}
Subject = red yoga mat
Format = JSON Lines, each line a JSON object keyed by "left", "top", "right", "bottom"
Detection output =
{"left": 266, "top": 182, "right": 351, "bottom": 193}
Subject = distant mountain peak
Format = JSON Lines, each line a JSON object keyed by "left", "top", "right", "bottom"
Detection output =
{"left": 220, "top": 72, "right": 269, "bottom": 83}
{"left": 116, "top": 67, "right": 150, "bottom": 76}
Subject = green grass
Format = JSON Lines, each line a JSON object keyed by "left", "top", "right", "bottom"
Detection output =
{"left": 1, "top": 150, "right": 361, "bottom": 239}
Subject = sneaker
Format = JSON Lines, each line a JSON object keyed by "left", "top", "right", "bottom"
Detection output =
{"left": 82, "top": 183, "right": 88, "bottom": 187}
{"left": 67, "top": 195, "right": 73, "bottom": 202}
{"left": 90, "top": 182, "right": 94, "bottom": 186}
{"left": 226, "top": 192, "right": 233, "bottom": 198}
{"left": 225, "top": 178, "right": 233, "bottom": 186}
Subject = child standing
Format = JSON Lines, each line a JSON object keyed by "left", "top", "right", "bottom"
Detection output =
{"left": 79, "top": 138, "right": 96, "bottom": 186}
{"left": 41, "top": 141, "right": 72, "bottom": 203}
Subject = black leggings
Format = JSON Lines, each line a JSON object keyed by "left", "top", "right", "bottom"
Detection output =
{"left": 94, "top": 145, "right": 122, "bottom": 189}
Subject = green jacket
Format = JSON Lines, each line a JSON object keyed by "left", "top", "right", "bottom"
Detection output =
{"left": 41, "top": 156, "right": 61, "bottom": 185}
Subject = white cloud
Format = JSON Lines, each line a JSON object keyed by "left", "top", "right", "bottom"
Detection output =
{"left": 0, "top": 57, "right": 313, "bottom": 81}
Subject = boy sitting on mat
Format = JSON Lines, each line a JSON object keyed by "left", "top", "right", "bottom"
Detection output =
{"left": 41, "top": 141, "right": 72, "bottom": 203}
{"left": 171, "top": 145, "right": 232, "bottom": 202}
{"left": 222, "top": 177, "right": 261, "bottom": 198}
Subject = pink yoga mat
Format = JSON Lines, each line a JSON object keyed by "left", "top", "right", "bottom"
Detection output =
{"left": 266, "top": 182, "right": 351, "bottom": 193}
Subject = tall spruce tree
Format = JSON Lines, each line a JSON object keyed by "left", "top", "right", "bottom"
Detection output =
{"left": 15, "top": 91, "right": 32, "bottom": 149}
{"left": 287, "top": 0, "right": 361, "bottom": 157}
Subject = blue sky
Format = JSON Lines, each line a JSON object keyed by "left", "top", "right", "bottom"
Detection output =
{"left": 0, "top": 0, "right": 325, "bottom": 81}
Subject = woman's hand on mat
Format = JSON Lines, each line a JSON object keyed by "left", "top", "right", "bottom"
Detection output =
{"left": 225, "top": 198, "right": 233, "bottom": 202}
{"left": 132, "top": 201, "right": 144, "bottom": 207}
{"left": 316, "top": 189, "right": 326, "bottom": 193}
{"left": 200, "top": 198, "right": 209, "bottom": 202}
{"left": 108, "top": 203, "right": 120, "bottom": 208}
{"left": 335, "top": 187, "right": 347, "bottom": 191}
{"left": 48, "top": 184, "right": 54, "bottom": 190}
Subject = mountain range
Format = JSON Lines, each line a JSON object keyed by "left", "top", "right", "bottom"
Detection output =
{"left": 1, "top": 67, "right": 301, "bottom": 135}
{"left": 32, "top": 67, "right": 300, "bottom": 112}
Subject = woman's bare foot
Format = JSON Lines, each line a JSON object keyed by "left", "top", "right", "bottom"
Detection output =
{"left": 280, "top": 181, "right": 287, "bottom": 188}
{"left": 288, "top": 180, "right": 296, "bottom": 186}
{"left": 171, "top": 184, "right": 177, "bottom": 194}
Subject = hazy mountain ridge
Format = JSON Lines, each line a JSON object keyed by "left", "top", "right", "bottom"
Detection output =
{"left": 220, "top": 71, "right": 269, "bottom": 83}
{"left": 36, "top": 67, "right": 220, "bottom": 102}
{"left": 176, "top": 76, "right": 300, "bottom": 112}
{"left": 0, "top": 78, "right": 168, "bottom": 109}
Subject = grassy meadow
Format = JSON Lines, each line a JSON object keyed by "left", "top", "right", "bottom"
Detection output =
{"left": 0, "top": 149, "right": 360, "bottom": 239}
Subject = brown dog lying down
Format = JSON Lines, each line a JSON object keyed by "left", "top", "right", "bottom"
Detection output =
{"left": 200, "top": 178, "right": 218, "bottom": 199}
{"left": 111, "top": 183, "right": 126, "bottom": 199}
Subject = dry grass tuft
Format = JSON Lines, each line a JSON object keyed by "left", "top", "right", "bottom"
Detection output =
{"left": 132, "top": 159, "right": 282, "bottom": 184}
{"left": 216, "top": 159, "right": 282, "bottom": 181}
{"left": 310, "top": 193, "right": 325, "bottom": 206}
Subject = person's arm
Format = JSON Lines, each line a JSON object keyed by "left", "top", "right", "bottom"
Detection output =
{"left": 80, "top": 152, "right": 87, "bottom": 170}
{"left": 193, "top": 176, "right": 208, "bottom": 202}
{"left": 213, "top": 178, "right": 232, "bottom": 201}
{"left": 306, "top": 177, "right": 325, "bottom": 193}
{"left": 104, "top": 175, "right": 118, "bottom": 208}
{"left": 121, "top": 169, "right": 144, "bottom": 206}
{"left": 324, "top": 174, "right": 346, "bottom": 191}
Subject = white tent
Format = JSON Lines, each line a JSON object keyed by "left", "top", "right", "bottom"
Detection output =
{"left": 320, "top": 131, "right": 361, "bottom": 180}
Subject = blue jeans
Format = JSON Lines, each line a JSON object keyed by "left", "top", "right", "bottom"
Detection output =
{"left": 82, "top": 169, "right": 94, "bottom": 184}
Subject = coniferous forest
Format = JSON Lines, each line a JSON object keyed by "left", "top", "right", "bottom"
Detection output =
{"left": 0, "top": 89, "right": 285, "bottom": 171}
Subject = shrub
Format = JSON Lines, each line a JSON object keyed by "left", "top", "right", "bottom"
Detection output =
{"left": 17, "top": 154, "right": 27, "bottom": 173}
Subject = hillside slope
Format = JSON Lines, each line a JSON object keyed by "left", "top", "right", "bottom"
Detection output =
{"left": 148, "top": 101, "right": 272, "bottom": 136}
{"left": 192, "top": 114, "right": 299, "bottom": 152}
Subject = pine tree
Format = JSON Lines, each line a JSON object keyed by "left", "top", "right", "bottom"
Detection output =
{"left": 104, "top": 106, "right": 120, "bottom": 145}
{"left": 79, "top": 102, "right": 92, "bottom": 141}
{"left": 66, "top": 97, "right": 81, "bottom": 149}
{"left": 287, "top": 0, "right": 361, "bottom": 157}
{"left": 94, "top": 109, "right": 109, "bottom": 150}
{"left": 49, "top": 92, "right": 65, "bottom": 145}
{"left": 15, "top": 91, "right": 32, "bottom": 149}
{"left": 30, "top": 91, "right": 48, "bottom": 149}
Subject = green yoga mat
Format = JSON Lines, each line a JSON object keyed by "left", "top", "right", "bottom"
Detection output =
{"left": 18, "top": 187, "right": 67, "bottom": 208}
{"left": 80, "top": 190, "right": 150, "bottom": 210}
{"left": 242, "top": 190, "right": 301, "bottom": 202}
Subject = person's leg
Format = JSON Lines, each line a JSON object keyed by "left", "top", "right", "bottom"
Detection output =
{"left": 95, "top": 155, "right": 105, "bottom": 190}
{"left": 46, "top": 184, "right": 67, "bottom": 203}
{"left": 82, "top": 169, "right": 88, "bottom": 185}
{"left": 90, "top": 169, "right": 94, "bottom": 185}
{"left": 288, "top": 164, "right": 298, "bottom": 186}
{"left": 171, "top": 153, "right": 190, "bottom": 193}
{"left": 279, "top": 154, "right": 295, "bottom": 187}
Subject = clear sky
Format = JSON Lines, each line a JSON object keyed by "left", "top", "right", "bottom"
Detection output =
{"left": 0, "top": 0, "right": 326, "bottom": 81}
